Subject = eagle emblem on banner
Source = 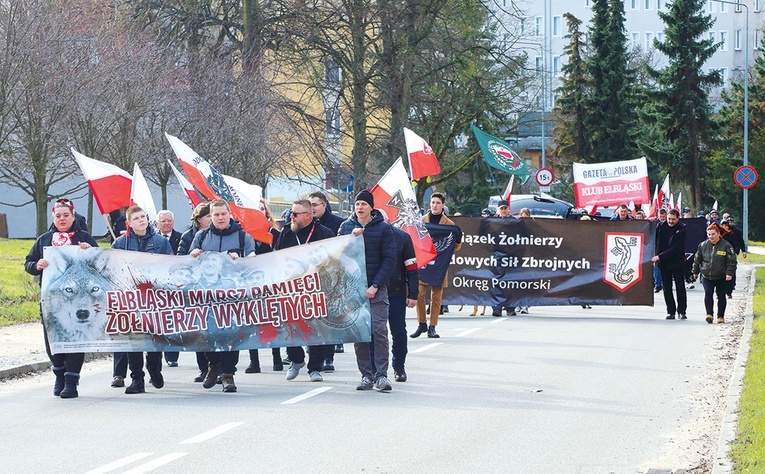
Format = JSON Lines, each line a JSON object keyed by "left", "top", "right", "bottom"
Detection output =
{"left": 603, "top": 233, "right": 644, "bottom": 292}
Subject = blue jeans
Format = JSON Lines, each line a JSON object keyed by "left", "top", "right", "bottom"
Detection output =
{"left": 653, "top": 264, "right": 662, "bottom": 289}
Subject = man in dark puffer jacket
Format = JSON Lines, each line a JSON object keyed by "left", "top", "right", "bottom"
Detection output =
{"left": 338, "top": 190, "right": 397, "bottom": 392}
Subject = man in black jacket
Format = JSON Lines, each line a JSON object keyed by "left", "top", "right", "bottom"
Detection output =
{"left": 309, "top": 191, "right": 344, "bottom": 235}
{"left": 276, "top": 199, "right": 336, "bottom": 383}
{"left": 652, "top": 209, "right": 688, "bottom": 320}
{"left": 386, "top": 221, "right": 418, "bottom": 382}
{"left": 338, "top": 190, "right": 397, "bottom": 392}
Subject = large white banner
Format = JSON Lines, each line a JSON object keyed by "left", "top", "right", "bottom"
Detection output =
{"left": 573, "top": 157, "right": 650, "bottom": 208}
{"left": 41, "top": 235, "right": 371, "bottom": 354}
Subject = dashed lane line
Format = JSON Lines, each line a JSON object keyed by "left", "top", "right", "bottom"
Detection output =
{"left": 454, "top": 328, "right": 482, "bottom": 337}
{"left": 179, "top": 422, "right": 244, "bottom": 444}
{"left": 409, "top": 342, "right": 443, "bottom": 354}
{"left": 121, "top": 453, "right": 189, "bottom": 474}
{"left": 281, "top": 386, "right": 333, "bottom": 405}
{"left": 490, "top": 317, "right": 510, "bottom": 324}
{"left": 82, "top": 453, "right": 154, "bottom": 474}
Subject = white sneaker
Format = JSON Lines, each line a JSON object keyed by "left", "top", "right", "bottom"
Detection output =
{"left": 286, "top": 361, "right": 305, "bottom": 380}
{"left": 374, "top": 376, "right": 392, "bottom": 392}
{"left": 686, "top": 283, "right": 695, "bottom": 290}
{"left": 309, "top": 371, "right": 323, "bottom": 382}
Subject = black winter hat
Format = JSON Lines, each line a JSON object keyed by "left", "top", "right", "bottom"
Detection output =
{"left": 355, "top": 189, "right": 374, "bottom": 208}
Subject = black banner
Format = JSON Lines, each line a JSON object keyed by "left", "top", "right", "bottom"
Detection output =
{"left": 443, "top": 217, "right": 655, "bottom": 307}
{"left": 419, "top": 223, "right": 462, "bottom": 287}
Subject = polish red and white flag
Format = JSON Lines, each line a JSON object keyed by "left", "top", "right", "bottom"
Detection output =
{"left": 403, "top": 127, "right": 441, "bottom": 180}
{"left": 168, "top": 160, "right": 203, "bottom": 208}
{"left": 658, "top": 174, "right": 670, "bottom": 210}
{"left": 71, "top": 148, "right": 132, "bottom": 215}
{"left": 130, "top": 163, "right": 159, "bottom": 228}
{"left": 165, "top": 133, "right": 272, "bottom": 244}
{"left": 648, "top": 184, "right": 659, "bottom": 218}
{"left": 371, "top": 157, "right": 437, "bottom": 267}
{"left": 503, "top": 175, "right": 515, "bottom": 202}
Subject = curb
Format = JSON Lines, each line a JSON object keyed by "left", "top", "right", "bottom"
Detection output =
{"left": 0, "top": 352, "right": 109, "bottom": 380}
{"left": 712, "top": 265, "right": 757, "bottom": 473}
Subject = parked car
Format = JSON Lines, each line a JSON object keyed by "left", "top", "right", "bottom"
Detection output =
{"left": 488, "top": 194, "right": 582, "bottom": 220}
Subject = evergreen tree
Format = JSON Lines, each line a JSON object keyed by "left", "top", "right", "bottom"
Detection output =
{"left": 648, "top": 0, "right": 721, "bottom": 211}
{"left": 551, "top": 13, "right": 590, "bottom": 166}
{"left": 584, "top": 0, "right": 638, "bottom": 163}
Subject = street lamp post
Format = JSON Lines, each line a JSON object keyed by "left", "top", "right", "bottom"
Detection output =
{"left": 710, "top": 0, "right": 749, "bottom": 245}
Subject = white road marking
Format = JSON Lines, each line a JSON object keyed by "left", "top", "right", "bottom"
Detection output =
{"left": 409, "top": 342, "right": 442, "bottom": 354}
{"left": 121, "top": 453, "right": 189, "bottom": 474}
{"left": 179, "top": 422, "right": 244, "bottom": 444}
{"left": 82, "top": 453, "right": 153, "bottom": 474}
{"left": 281, "top": 386, "right": 333, "bottom": 405}
{"left": 454, "top": 328, "right": 482, "bottom": 337}
{"left": 490, "top": 317, "right": 509, "bottom": 324}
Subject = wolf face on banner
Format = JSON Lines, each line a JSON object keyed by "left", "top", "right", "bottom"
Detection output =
{"left": 44, "top": 249, "right": 113, "bottom": 343}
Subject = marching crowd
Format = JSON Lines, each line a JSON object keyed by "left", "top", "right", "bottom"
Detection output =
{"left": 24, "top": 193, "right": 744, "bottom": 400}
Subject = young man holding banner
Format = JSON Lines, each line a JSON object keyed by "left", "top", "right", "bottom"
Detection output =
{"left": 338, "top": 190, "right": 397, "bottom": 392}
{"left": 189, "top": 199, "right": 256, "bottom": 393}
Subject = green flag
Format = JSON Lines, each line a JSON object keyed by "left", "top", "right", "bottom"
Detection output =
{"left": 471, "top": 124, "right": 530, "bottom": 184}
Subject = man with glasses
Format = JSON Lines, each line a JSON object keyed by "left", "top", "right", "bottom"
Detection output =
{"left": 309, "top": 190, "right": 345, "bottom": 369}
{"left": 651, "top": 208, "right": 688, "bottom": 320}
{"left": 309, "top": 191, "right": 344, "bottom": 235}
{"left": 275, "top": 199, "right": 336, "bottom": 382}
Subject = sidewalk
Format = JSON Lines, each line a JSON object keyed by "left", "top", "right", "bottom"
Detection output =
{"left": 0, "top": 322, "right": 50, "bottom": 378}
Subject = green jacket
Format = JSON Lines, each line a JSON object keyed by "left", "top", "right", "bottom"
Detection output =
{"left": 692, "top": 239, "right": 737, "bottom": 281}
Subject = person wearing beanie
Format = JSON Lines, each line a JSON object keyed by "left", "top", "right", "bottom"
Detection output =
{"left": 338, "top": 189, "right": 397, "bottom": 392}
{"left": 412, "top": 192, "right": 462, "bottom": 336}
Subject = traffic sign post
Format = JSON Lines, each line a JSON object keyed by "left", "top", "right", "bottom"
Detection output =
{"left": 536, "top": 168, "right": 554, "bottom": 188}
{"left": 734, "top": 165, "right": 758, "bottom": 190}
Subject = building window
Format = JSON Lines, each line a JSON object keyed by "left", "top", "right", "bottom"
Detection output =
{"left": 735, "top": 29, "right": 742, "bottom": 50}
{"left": 553, "top": 16, "right": 562, "bottom": 36}
{"left": 535, "top": 56, "right": 543, "bottom": 73}
{"left": 720, "top": 1, "right": 727, "bottom": 12}
{"left": 720, "top": 31, "right": 728, "bottom": 51}
{"left": 631, "top": 32, "right": 640, "bottom": 49}
{"left": 709, "top": 31, "right": 716, "bottom": 43}
{"left": 657, "top": 0, "right": 663, "bottom": 8}
{"left": 645, "top": 0, "right": 651, "bottom": 9}
{"left": 657, "top": 32, "right": 665, "bottom": 44}
{"left": 755, "top": 0, "right": 761, "bottom": 12}
{"left": 631, "top": 0, "right": 637, "bottom": 9}
{"left": 719, "top": 67, "right": 729, "bottom": 84}
{"left": 535, "top": 16, "right": 543, "bottom": 36}
{"left": 553, "top": 56, "right": 561, "bottom": 75}
{"left": 645, "top": 32, "right": 653, "bottom": 50}
{"left": 755, "top": 30, "right": 761, "bottom": 49}
{"left": 585, "top": 0, "right": 590, "bottom": 6}
{"left": 708, "top": 1, "right": 715, "bottom": 13}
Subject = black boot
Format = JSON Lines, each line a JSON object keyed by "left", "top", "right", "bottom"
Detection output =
{"left": 52, "top": 366, "right": 65, "bottom": 397}
{"left": 410, "top": 322, "right": 428, "bottom": 338}
{"left": 245, "top": 350, "right": 261, "bottom": 373}
{"left": 427, "top": 325, "right": 440, "bottom": 338}
{"left": 60, "top": 372, "right": 80, "bottom": 399}
{"left": 125, "top": 377, "right": 145, "bottom": 394}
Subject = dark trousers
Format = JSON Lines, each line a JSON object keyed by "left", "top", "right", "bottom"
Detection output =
{"left": 660, "top": 266, "right": 687, "bottom": 316}
{"left": 128, "top": 352, "right": 162, "bottom": 380}
{"left": 43, "top": 323, "right": 84, "bottom": 373}
{"left": 702, "top": 277, "right": 728, "bottom": 317}
{"left": 164, "top": 352, "right": 179, "bottom": 363}
{"left": 286, "top": 345, "right": 330, "bottom": 373}
{"left": 205, "top": 351, "right": 239, "bottom": 374}
{"left": 196, "top": 352, "right": 207, "bottom": 372}
{"left": 388, "top": 295, "right": 408, "bottom": 370}
{"left": 114, "top": 352, "right": 128, "bottom": 378}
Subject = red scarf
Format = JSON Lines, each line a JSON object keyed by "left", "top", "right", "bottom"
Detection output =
{"left": 51, "top": 231, "right": 76, "bottom": 246}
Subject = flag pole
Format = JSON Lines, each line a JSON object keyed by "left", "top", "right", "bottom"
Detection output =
{"left": 103, "top": 214, "right": 116, "bottom": 241}
{"left": 485, "top": 161, "right": 502, "bottom": 196}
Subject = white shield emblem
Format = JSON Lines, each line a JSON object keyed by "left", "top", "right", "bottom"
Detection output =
{"left": 603, "top": 233, "right": 644, "bottom": 292}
